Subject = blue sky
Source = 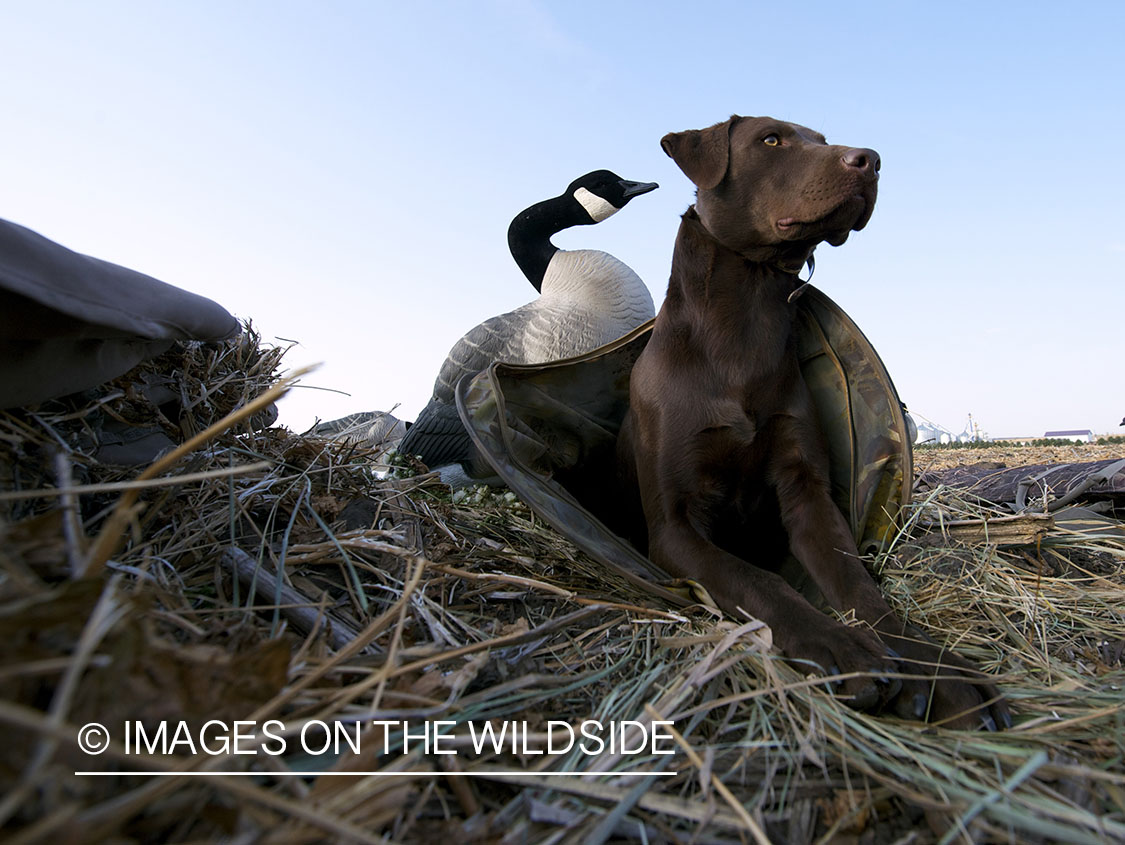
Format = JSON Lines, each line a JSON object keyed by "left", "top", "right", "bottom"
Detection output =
{"left": 3, "top": 1, "right": 1122, "bottom": 438}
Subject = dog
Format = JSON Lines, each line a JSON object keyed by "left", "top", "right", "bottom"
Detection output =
{"left": 618, "top": 115, "right": 1008, "bottom": 729}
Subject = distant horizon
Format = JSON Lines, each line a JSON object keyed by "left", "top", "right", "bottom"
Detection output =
{"left": 917, "top": 431, "right": 1121, "bottom": 442}
{"left": 3, "top": 2, "right": 1122, "bottom": 438}
{"left": 910, "top": 414, "right": 1121, "bottom": 442}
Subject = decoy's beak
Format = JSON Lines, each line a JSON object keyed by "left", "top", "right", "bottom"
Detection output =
{"left": 620, "top": 180, "right": 659, "bottom": 199}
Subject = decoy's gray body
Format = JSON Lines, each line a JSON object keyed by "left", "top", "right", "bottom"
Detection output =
{"left": 399, "top": 170, "right": 658, "bottom": 480}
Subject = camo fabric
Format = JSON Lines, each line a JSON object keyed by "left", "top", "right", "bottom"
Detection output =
{"left": 456, "top": 285, "right": 912, "bottom": 602}
{"left": 793, "top": 288, "right": 913, "bottom": 554}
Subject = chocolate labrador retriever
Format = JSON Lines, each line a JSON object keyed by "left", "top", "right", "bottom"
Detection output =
{"left": 619, "top": 115, "right": 1008, "bottom": 729}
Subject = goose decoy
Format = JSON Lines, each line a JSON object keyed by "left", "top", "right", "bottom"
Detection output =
{"left": 399, "top": 170, "right": 658, "bottom": 482}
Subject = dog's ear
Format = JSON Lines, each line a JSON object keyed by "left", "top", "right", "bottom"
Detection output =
{"left": 661, "top": 117, "right": 737, "bottom": 190}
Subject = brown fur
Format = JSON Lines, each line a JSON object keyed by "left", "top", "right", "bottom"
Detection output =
{"left": 619, "top": 115, "right": 1008, "bottom": 729}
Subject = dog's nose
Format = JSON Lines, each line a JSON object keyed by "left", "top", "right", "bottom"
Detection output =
{"left": 842, "top": 148, "right": 880, "bottom": 173}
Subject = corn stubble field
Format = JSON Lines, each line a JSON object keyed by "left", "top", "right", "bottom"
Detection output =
{"left": 1, "top": 331, "right": 1122, "bottom": 844}
{"left": 915, "top": 442, "right": 1123, "bottom": 473}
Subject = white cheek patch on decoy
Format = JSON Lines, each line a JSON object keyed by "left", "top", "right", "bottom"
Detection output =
{"left": 574, "top": 187, "right": 620, "bottom": 223}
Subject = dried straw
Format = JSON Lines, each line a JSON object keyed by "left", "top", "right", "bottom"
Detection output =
{"left": 1, "top": 328, "right": 1122, "bottom": 843}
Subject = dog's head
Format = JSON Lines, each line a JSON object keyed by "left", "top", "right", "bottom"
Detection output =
{"left": 662, "top": 115, "right": 879, "bottom": 264}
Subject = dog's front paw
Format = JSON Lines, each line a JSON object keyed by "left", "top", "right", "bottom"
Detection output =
{"left": 881, "top": 634, "right": 1009, "bottom": 730}
{"left": 780, "top": 621, "right": 902, "bottom": 713}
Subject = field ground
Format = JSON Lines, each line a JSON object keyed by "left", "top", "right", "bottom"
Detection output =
{"left": 914, "top": 441, "right": 1124, "bottom": 473}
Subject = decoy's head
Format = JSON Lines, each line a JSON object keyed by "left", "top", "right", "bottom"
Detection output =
{"left": 508, "top": 168, "right": 659, "bottom": 291}
{"left": 567, "top": 170, "right": 659, "bottom": 224}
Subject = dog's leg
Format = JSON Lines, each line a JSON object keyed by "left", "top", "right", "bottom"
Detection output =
{"left": 767, "top": 430, "right": 898, "bottom": 624}
{"left": 768, "top": 416, "right": 1010, "bottom": 728}
{"left": 646, "top": 513, "right": 902, "bottom": 712}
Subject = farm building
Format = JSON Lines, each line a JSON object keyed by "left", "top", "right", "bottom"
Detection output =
{"left": 1043, "top": 429, "right": 1095, "bottom": 443}
{"left": 913, "top": 419, "right": 954, "bottom": 445}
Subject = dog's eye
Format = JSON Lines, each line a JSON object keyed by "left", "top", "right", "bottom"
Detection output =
{"left": 763, "top": 134, "right": 780, "bottom": 146}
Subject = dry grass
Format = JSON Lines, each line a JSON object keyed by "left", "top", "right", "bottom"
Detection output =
{"left": 1, "top": 329, "right": 1123, "bottom": 844}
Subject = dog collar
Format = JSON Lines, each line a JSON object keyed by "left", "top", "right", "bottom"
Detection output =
{"left": 787, "top": 254, "right": 815, "bottom": 302}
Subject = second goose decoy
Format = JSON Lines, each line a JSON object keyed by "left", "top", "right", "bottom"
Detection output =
{"left": 399, "top": 170, "right": 658, "bottom": 481}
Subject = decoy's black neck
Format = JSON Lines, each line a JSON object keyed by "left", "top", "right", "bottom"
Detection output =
{"left": 508, "top": 195, "right": 587, "bottom": 293}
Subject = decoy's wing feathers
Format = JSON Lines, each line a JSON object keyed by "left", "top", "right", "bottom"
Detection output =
{"left": 433, "top": 311, "right": 525, "bottom": 404}
{"left": 399, "top": 400, "right": 472, "bottom": 468}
